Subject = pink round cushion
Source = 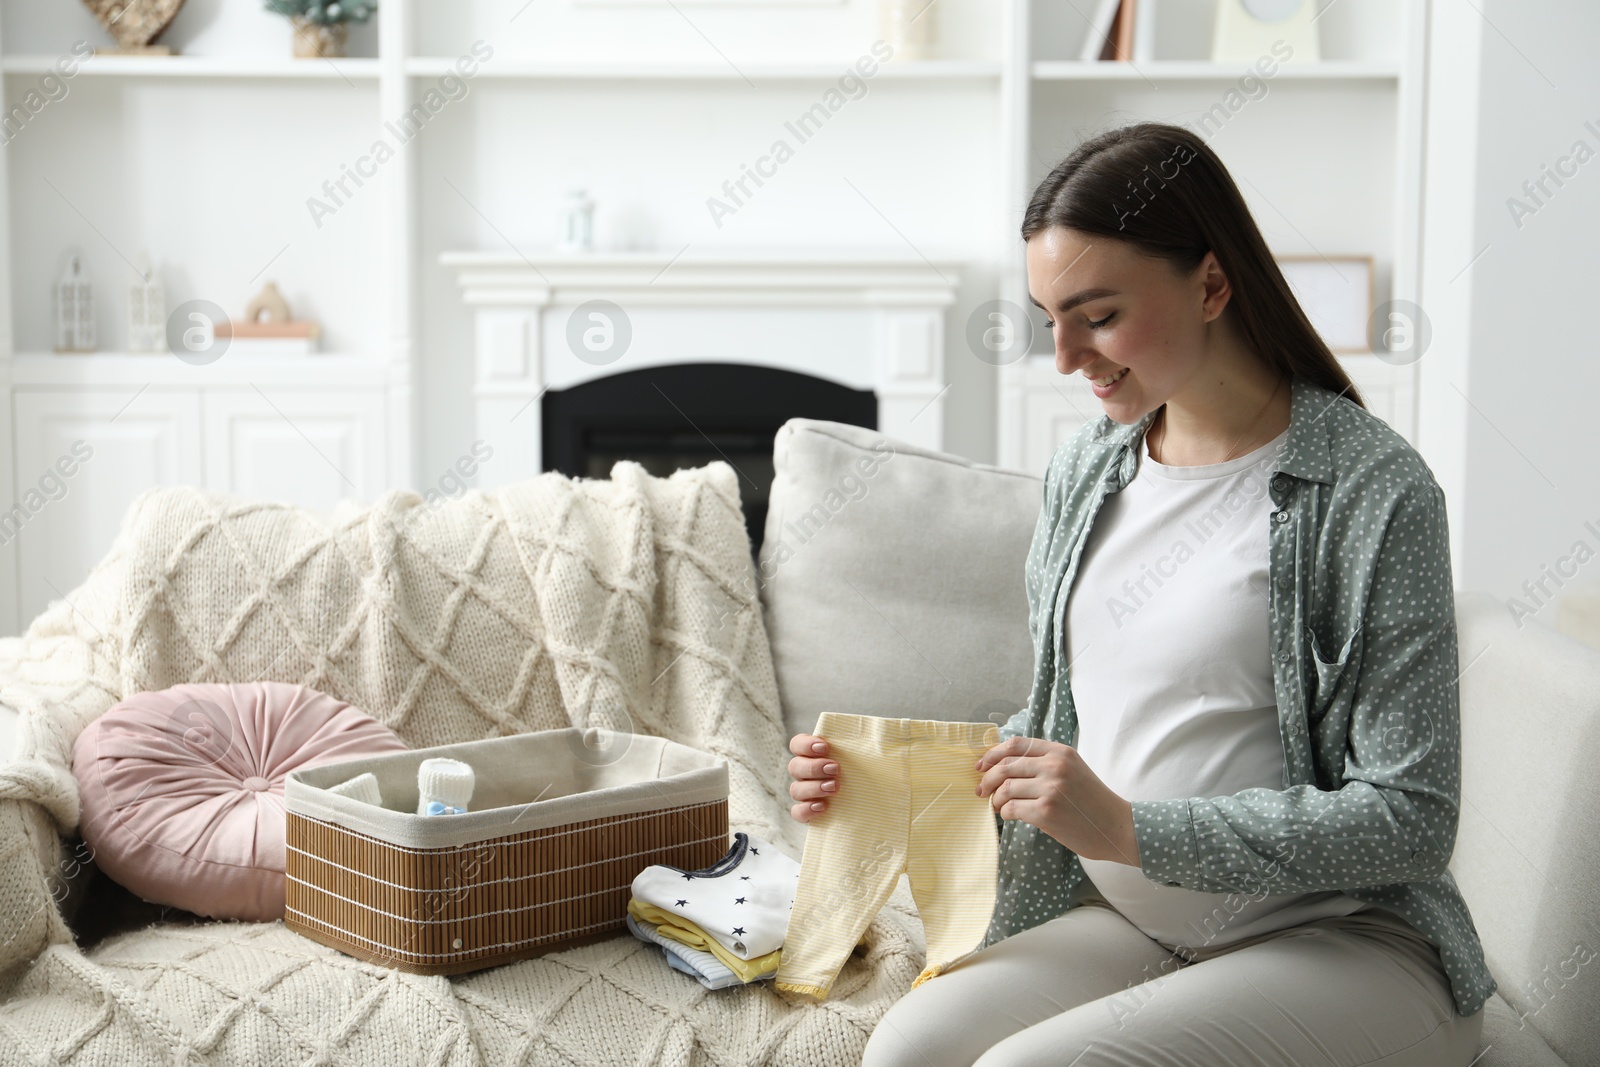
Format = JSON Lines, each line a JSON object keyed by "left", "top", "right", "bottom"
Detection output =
{"left": 71, "top": 681, "right": 409, "bottom": 922}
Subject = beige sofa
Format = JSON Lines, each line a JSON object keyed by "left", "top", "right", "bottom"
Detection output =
{"left": 0, "top": 417, "right": 1596, "bottom": 1066}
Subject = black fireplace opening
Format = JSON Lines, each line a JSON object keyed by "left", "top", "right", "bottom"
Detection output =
{"left": 542, "top": 363, "right": 877, "bottom": 552}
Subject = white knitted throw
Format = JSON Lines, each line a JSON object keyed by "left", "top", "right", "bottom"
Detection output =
{"left": 0, "top": 462, "right": 927, "bottom": 1065}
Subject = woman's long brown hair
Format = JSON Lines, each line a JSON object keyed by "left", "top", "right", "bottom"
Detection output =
{"left": 1022, "top": 121, "right": 1367, "bottom": 410}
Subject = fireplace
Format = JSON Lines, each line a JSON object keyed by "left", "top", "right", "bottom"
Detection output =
{"left": 440, "top": 247, "right": 962, "bottom": 540}
{"left": 542, "top": 363, "right": 874, "bottom": 548}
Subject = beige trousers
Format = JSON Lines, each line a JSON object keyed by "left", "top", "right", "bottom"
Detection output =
{"left": 861, "top": 895, "right": 1485, "bottom": 1067}
{"left": 775, "top": 712, "right": 1001, "bottom": 999}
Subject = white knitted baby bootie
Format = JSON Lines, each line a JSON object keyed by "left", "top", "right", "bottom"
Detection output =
{"left": 328, "top": 771, "right": 384, "bottom": 807}
{"left": 418, "top": 757, "right": 475, "bottom": 816}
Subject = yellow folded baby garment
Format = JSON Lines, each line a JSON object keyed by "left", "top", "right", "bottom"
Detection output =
{"left": 627, "top": 898, "right": 782, "bottom": 982}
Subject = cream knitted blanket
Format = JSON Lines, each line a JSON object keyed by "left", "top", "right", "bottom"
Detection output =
{"left": 0, "top": 462, "right": 927, "bottom": 1065}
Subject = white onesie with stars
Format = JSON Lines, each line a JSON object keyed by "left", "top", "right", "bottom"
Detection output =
{"left": 631, "top": 832, "right": 801, "bottom": 959}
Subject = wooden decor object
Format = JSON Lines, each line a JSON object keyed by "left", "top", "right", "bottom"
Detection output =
{"left": 80, "top": 0, "right": 185, "bottom": 55}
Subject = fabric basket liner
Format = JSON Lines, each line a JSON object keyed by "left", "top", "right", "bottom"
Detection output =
{"left": 285, "top": 728, "right": 727, "bottom": 848}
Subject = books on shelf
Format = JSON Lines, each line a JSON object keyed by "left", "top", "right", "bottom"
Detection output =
{"left": 1134, "top": 0, "right": 1157, "bottom": 62}
{"left": 1080, "top": 0, "right": 1156, "bottom": 63}
{"left": 1079, "top": 0, "right": 1123, "bottom": 61}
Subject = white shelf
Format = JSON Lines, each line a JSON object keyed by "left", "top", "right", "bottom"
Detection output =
{"left": 6, "top": 352, "right": 389, "bottom": 387}
{"left": 1031, "top": 60, "right": 1399, "bottom": 81}
{"left": 0, "top": 55, "right": 380, "bottom": 79}
{"left": 0, "top": 0, "right": 1429, "bottom": 633}
{"left": 403, "top": 57, "right": 1002, "bottom": 80}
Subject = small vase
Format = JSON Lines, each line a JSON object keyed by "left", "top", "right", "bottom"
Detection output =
{"left": 290, "top": 16, "right": 350, "bottom": 59}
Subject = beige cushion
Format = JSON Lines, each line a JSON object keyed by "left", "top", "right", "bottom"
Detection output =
{"left": 758, "top": 418, "right": 1042, "bottom": 741}
{"left": 1474, "top": 993, "right": 1566, "bottom": 1066}
{"left": 1451, "top": 589, "right": 1599, "bottom": 1061}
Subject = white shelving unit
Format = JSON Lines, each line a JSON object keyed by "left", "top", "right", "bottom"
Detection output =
{"left": 0, "top": 4, "right": 405, "bottom": 634}
{"left": 0, "top": 0, "right": 1429, "bottom": 634}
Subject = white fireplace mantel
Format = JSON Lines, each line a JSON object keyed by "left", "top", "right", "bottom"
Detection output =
{"left": 440, "top": 247, "right": 964, "bottom": 488}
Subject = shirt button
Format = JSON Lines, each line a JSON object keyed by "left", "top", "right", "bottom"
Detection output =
{"left": 1271, "top": 474, "right": 1289, "bottom": 493}
{"left": 1277, "top": 650, "right": 1291, "bottom": 663}
{"left": 1274, "top": 509, "right": 1289, "bottom": 523}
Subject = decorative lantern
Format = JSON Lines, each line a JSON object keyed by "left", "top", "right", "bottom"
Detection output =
{"left": 127, "top": 253, "right": 166, "bottom": 353}
{"left": 560, "top": 189, "right": 595, "bottom": 252}
{"left": 55, "top": 251, "right": 96, "bottom": 353}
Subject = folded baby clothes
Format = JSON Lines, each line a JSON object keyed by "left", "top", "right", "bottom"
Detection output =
{"left": 666, "top": 950, "right": 718, "bottom": 983}
{"left": 631, "top": 831, "right": 800, "bottom": 962}
{"left": 627, "top": 899, "right": 783, "bottom": 983}
{"left": 626, "top": 912, "right": 766, "bottom": 990}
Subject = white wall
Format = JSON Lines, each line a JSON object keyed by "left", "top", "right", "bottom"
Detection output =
{"left": 1419, "top": 0, "right": 1600, "bottom": 616}
{"left": 401, "top": 0, "right": 1008, "bottom": 472}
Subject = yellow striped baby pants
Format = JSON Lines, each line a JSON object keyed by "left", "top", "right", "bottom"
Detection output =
{"left": 774, "top": 712, "right": 1001, "bottom": 1000}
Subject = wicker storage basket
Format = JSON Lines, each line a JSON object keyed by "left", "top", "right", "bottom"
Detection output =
{"left": 283, "top": 728, "right": 730, "bottom": 975}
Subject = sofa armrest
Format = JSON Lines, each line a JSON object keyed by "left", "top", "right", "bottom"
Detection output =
{"left": 0, "top": 701, "right": 88, "bottom": 996}
{"left": 0, "top": 795, "right": 79, "bottom": 997}
{"left": 0, "top": 636, "right": 121, "bottom": 995}
{"left": 0, "top": 698, "right": 92, "bottom": 995}
{"left": 0, "top": 700, "right": 19, "bottom": 764}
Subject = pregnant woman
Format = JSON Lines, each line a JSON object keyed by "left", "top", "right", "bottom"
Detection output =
{"left": 788, "top": 122, "right": 1494, "bottom": 1066}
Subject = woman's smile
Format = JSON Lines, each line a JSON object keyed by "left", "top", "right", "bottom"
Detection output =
{"left": 1089, "top": 367, "right": 1131, "bottom": 397}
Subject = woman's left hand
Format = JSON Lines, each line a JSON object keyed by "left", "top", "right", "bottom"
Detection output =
{"left": 975, "top": 737, "right": 1141, "bottom": 867}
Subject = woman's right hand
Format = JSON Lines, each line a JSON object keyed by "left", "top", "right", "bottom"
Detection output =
{"left": 788, "top": 732, "right": 840, "bottom": 823}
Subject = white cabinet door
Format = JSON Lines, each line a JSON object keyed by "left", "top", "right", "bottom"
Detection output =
{"left": 11, "top": 388, "right": 202, "bottom": 629}
{"left": 203, "top": 388, "right": 385, "bottom": 516}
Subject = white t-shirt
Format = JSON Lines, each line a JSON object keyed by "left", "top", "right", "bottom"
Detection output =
{"left": 1066, "top": 420, "right": 1369, "bottom": 952}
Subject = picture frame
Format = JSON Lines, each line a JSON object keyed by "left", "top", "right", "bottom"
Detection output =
{"left": 1212, "top": 0, "right": 1320, "bottom": 64}
{"left": 1276, "top": 254, "right": 1375, "bottom": 354}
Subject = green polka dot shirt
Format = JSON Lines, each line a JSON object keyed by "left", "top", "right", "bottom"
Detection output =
{"left": 984, "top": 374, "right": 1497, "bottom": 1019}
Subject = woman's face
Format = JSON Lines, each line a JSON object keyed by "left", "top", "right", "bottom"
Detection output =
{"left": 1025, "top": 226, "right": 1225, "bottom": 424}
